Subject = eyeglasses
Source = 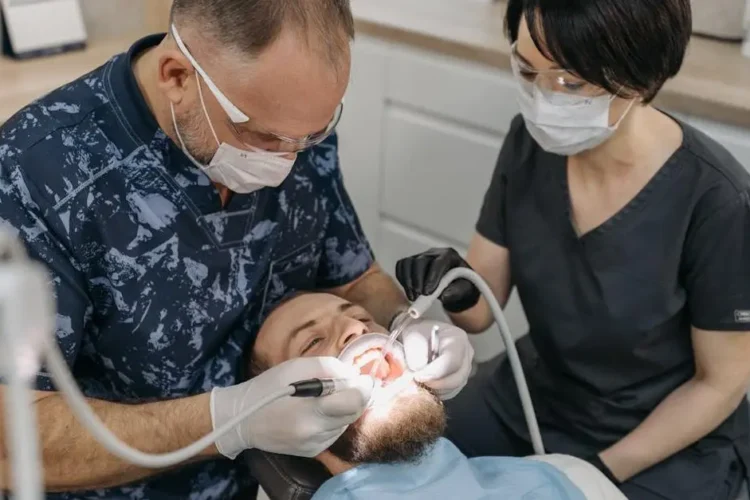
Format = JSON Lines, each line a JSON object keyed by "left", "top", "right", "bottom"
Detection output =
{"left": 227, "top": 102, "right": 344, "bottom": 153}
{"left": 509, "top": 42, "right": 608, "bottom": 101}
{"left": 171, "top": 25, "right": 343, "bottom": 152}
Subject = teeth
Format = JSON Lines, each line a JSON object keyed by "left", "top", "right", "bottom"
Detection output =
{"left": 354, "top": 349, "right": 384, "bottom": 370}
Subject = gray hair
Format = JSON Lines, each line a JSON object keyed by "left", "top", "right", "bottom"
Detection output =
{"left": 170, "top": 0, "right": 355, "bottom": 66}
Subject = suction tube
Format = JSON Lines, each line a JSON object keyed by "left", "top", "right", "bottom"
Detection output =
{"left": 408, "top": 267, "right": 545, "bottom": 455}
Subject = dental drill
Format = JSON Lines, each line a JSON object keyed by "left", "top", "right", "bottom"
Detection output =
{"left": 0, "top": 225, "right": 543, "bottom": 499}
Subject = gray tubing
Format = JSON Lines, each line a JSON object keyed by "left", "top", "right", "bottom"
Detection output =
{"left": 3, "top": 360, "right": 44, "bottom": 500}
{"left": 408, "top": 267, "right": 545, "bottom": 455}
{"left": 44, "top": 337, "right": 293, "bottom": 468}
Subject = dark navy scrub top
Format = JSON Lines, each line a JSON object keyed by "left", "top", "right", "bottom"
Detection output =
{"left": 478, "top": 114, "right": 750, "bottom": 495}
{"left": 0, "top": 35, "right": 374, "bottom": 499}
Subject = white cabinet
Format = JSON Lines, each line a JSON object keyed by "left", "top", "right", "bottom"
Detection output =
{"left": 381, "top": 109, "right": 503, "bottom": 245}
{"left": 338, "top": 34, "right": 750, "bottom": 362}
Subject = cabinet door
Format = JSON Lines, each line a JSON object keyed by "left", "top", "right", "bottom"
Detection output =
{"left": 337, "top": 37, "right": 390, "bottom": 249}
{"left": 381, "top": 108, "right": 504, "bottom": 246}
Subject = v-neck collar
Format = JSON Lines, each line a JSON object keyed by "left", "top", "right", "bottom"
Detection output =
{"left": 555, "top": 118, "right": 688, "bottom": 244}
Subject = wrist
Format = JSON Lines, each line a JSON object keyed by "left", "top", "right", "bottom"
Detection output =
{"left": 210, "top": 385, "right": 250, "bottom": 459}
{"left": 587, "top": 453, "right": 621, "bottom": 484}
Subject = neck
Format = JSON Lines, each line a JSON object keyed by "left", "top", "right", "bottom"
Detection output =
{"left": 317, "top": 452, "right": 355, "bottom": 476}
{"left": 132, "top": 45, "right": 178, "bottom": 144}
{"left": 573, "top": 105, "right": 677, "bottom": 178}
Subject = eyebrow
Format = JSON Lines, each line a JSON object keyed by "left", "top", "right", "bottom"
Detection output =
{"left": 283, "top": 302, "right": 357, "bottom": 351}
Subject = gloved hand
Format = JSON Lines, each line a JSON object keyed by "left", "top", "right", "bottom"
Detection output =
{"left": 400, "top": 318, "right": 474, "bottom": 400}
{"left": 395, "top": 248, "right": 480, "bottom": 313}
{"left": 211, "top": 357, "right": 374, "bottom": 459}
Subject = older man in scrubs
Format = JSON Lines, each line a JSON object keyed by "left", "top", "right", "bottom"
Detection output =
{"left": 0, "top": 0, "right": 474, "bottom": 498}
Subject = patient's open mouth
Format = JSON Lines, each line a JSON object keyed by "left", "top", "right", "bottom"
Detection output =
{"left": 353, "top": 348, "right": 404, "bottom": 385}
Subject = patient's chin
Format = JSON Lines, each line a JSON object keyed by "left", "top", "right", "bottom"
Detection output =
{"left": 327, "top": 384, "right": 446, "bottom": 465}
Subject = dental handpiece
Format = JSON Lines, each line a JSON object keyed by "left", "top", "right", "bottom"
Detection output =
{"left": 290, "top": 378, "right": 366, "bottom": 398}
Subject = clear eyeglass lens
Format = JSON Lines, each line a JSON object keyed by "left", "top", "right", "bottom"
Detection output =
{"left": 510, "top": 45, "right": 608, "bottom": 102}
{"left": 231, "top": 102, "right": 344, "bottom": 153}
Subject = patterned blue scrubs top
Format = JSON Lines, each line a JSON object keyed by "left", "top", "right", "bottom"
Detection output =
{"left": 0, "top": 35, "right": 374, "bottom": 499}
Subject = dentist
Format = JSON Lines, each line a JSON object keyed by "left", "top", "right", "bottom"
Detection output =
{"left": 396, "top": 1, "right": 750, "bottom": 499}
{"left": 0, "top": 0, "right": 472, "bottom": 498}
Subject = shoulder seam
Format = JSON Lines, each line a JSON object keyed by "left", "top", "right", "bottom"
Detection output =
{"left": 682, "top": 141, "right": 747, "bottom": 195}
{"left": 14, "top": 102, "right": 109, "bottom": 162}
{"left": 10, "top": 58, "right": 117, "bottom": 159}
{"left": 52, "top": 145, "right": 148, "bottom": 212}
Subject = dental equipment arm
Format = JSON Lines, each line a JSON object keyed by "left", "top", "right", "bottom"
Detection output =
{"left": 408, "top": 267, "right": 545, "bottom": 456}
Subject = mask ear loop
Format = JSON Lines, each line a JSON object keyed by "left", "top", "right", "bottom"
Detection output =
{"left": 608, "top": 85, "right": 638, "bottom": 128}
{"left": 195, "top": 75, "right": 222, "bottom": 148}
{"left": 170, "top": 103, "right": 212, "bottom": 172}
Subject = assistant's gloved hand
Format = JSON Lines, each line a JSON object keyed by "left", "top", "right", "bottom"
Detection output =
{"left": 211, "top": 357, "right": 374, "bottom": 459}
{"left": 395, "top": 248, "right": 480, "bottom": 313}
{"left": 400, "top": 318, "right": 474, "bottom": 400}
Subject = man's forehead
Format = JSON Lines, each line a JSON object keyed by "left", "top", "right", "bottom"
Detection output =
{"left": 199, "top": 32, "right": 350, "bottom": 138}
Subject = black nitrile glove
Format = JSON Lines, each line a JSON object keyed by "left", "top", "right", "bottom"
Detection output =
{"left": 395, "top": 248, "right": 480, "bottom": 314}
{"left": 585, "top": 454, "right": 621, "bottom": 485}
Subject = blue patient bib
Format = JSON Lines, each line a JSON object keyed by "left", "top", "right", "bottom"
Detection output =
{"left": 313, "top": 438, "right": 586, "bottom": 500}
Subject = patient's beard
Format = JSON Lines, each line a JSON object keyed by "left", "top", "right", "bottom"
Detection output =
{"left": 327, "top": 384, "right": 446, "bottom": 465}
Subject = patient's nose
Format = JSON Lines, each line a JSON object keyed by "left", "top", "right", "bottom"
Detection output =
{"left": 338, "top": 318, "right": 367, "bottom": 350}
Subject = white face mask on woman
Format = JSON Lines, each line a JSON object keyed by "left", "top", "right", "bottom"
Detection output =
{"left": 511, "top": 58, "right": 636, "bottom": 156}
{"left": 170, "top": 78, "right": 296, "bottom": 195}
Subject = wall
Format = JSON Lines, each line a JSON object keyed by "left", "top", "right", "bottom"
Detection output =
{"left": 79, "top": 0, "right": 172, "bottom": 40}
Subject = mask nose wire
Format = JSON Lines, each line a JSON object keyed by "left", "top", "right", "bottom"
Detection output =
{"left": 195, "top": 74, "right": 221, "bottom": 148}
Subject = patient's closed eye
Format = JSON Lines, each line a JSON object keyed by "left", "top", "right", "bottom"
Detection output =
{"left": 302, "top": 337, "right": 324, "bottom": 354}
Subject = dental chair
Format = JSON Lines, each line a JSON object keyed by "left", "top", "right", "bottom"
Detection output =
{"left": 244, "top": 449, "right": 327, "bottom": 500}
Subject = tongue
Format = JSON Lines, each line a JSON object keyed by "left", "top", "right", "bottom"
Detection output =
{"left": 359, "top": 358, "right": 391, "bottom": 379}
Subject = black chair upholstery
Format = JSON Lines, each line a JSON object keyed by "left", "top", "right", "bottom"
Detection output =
{"left": 244, "top": 448, "right": 331, "bottom": 500}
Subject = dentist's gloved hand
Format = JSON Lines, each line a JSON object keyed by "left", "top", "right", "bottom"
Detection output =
{"left": 211, "top": 357, "right": 374, "bottom": 459}
{"left": 400, "top": 318, "right": 474, "bottom": 400}
{"left": 396, "top": 248, "right": 480, "bottom": 313}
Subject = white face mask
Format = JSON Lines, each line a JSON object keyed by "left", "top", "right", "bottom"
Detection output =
{"left": 170, "top": 79, "right": 296, "bottom": 194}
{"left": 512, "top": 68, "right": 635, "bottom": 156}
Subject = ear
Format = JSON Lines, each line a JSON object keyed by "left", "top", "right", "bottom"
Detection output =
{"left": 156, "top": 48, "right": 194, "bottom": 106}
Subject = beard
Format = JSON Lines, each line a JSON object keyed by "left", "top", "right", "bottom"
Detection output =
{"left": 327, "top": 383, "right": 446, "bottom": 465}
{"left": 173, "top": 106, "right": 216, "bottom": 165}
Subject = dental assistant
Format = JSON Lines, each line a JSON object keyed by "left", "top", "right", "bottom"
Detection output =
{"left": 0, "top": 0, "right": 473, "bottom": 498}
{"left": 397, "top": 1, "right": 750, "bottom": 499}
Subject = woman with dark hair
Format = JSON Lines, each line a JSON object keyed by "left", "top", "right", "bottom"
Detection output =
{"left": 395, "top": 1, "right": 750, "bottom": 499}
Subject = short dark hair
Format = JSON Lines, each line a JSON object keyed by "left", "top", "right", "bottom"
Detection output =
{"left": 171, "top": 0, "right": 354, "bottom": 65}
{"left": 505, "top": 0, "right": 691, "bottom": 103}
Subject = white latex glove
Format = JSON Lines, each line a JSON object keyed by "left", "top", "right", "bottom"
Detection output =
{"left": 401, "top": 319, "right": 474, "bottom": 400}
{"left": 210, "top": 356, "right": 374, "bottom": 459}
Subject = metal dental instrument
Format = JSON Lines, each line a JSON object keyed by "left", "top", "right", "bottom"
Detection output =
{"left": 428, "top": 325, "right": 440, "bottom": 364}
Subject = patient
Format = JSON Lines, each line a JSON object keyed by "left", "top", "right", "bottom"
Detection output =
{"left": 249, "top": 293, "right": 626, "bottom": 500}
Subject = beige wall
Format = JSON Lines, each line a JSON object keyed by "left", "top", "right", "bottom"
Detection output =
{"left": 79, "top": 0, "right": 172, "bottom": 41}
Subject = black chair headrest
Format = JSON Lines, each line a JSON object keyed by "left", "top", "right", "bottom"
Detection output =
{"left": 244, "top": 448, "right": 332, "bottom": 500}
